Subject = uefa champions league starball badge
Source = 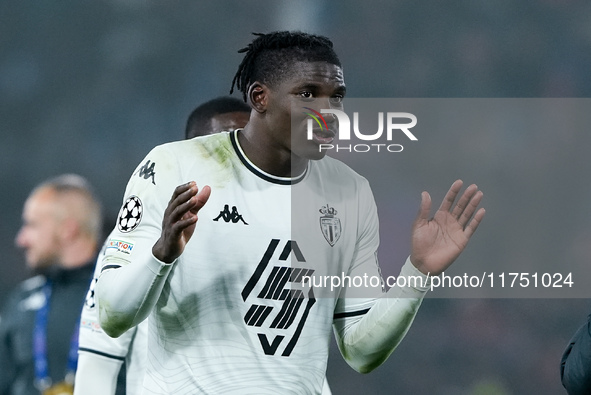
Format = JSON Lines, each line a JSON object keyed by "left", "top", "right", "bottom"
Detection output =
{"left": 117, "top": 195, "right": 143, "bottom": 233}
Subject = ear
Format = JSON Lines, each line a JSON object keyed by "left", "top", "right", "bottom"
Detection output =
{"left": 59, "top": 217, "right": 80, "bottom": 242}
{"left": 247, "top": 82, "right": 268, "bottom": 114}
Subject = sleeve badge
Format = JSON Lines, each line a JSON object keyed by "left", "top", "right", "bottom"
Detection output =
{"left": 117, "top": 195, "right": 143, "bottom": 233}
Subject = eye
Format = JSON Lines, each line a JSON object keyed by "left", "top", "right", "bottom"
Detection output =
{"left": 299, "top": 91, "right": 314, "bottom": 101}
{"left": 330, "top": 95, "right": 343, "bottom": 104}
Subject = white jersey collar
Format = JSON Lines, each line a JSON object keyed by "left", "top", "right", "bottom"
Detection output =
{"left": 230, "top": 129, "right": 307, "bottom": 185}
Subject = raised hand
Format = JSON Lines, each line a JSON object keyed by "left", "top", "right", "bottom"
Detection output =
{"left": 152, "top": 182, "right": 211, "bottom": 263}
{"left": 410, "top": 180, "right": 485, "bottom": 276}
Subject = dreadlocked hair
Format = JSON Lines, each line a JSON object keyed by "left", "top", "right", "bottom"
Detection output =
{"left": 230, "top": 31, "right": 342, "bottom": 101}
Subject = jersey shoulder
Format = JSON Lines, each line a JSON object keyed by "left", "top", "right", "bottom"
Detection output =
{"left": 126, "top": 132, "right": 235, "bottom": 195}
{"left": 154, "top": 132, "right": 234, "bottom": 164}
{"left": 312, "top": 155, "right": 371, "bottom": 191}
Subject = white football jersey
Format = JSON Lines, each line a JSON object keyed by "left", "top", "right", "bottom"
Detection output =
{"left": 99, "top": 131, "right": 390, "bottom": 394}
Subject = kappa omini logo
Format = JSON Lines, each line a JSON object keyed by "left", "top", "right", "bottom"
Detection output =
{"left": 213, "top": 204, "right": 249, "bottom": 225}
{"left": 319, "top": 204, "right": 341, "bottom": 246}
{"left": 117, "top": 195, "right": 143, "bottom": 233}
{"left": 135, "top": 160, "right": 156, "bottom": 185}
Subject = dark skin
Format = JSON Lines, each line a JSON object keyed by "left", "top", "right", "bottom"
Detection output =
{"left": 210, "top": 112, "right": 250, "bottom": 136}
{"left": 153, "top": 60, "right": 485, "bottom": 276}
{"left": 186, "top": 111, "right": 250, "bottom": 139}
{"left": 238, "top": 61, "right": 345, "bottom": 177}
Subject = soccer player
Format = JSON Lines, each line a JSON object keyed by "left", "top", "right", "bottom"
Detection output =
{"left": 75, "top": 96, "right": 334, "bottom": 394}
{"left": 0, "top": 175, "right": 101, "bottom": 395}
{"left": 96, "top": 31, "right": 485, "bottom": 394}
{"left": 74, "top": 96, "right": 252, "bottom": 395}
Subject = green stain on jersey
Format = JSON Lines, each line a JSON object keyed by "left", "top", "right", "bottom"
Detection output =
{"left": 211, "top": 141, "right": 233, "bottom": 165}
{"left": 195, "top": 133, "right": 242, "bottom": 187}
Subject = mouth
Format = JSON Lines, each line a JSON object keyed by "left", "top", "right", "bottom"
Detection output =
{"left": 311, "top": 128, "right": 336, "bottom": 144}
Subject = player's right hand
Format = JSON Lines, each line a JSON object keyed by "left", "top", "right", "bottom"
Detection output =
{"left": 152, "top": 181, "right": 211, "bottom": 263}
{"left": 410, "top": 180, "right": 485, "bottom": 276}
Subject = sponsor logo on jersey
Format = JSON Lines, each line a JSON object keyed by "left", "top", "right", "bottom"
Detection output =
{"left": 213, "top": 204, "right": 249, "bottom": 225}
{"left": 319, "top": 204, "right": 341, "bottom": 246}
{"left": 106, "top": 239, "right": 135, "bottom": 255}
{"left": 134, "top": 159, "right": 156, "bottom": 185}
{"left": 241, "top": 239, "right": 315, "bottom": 357}
{"left": 80, "top": 318, "right": 102, "bottom": 332}
{"left": 117, "top": 195, "right": 143, "bottom": 233}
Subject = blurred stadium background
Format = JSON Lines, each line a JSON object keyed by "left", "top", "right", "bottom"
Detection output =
{"left": 2, "top": 1, "right": 591, "bottom": 393}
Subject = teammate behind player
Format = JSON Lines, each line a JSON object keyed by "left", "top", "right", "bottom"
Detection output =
{"left": 185, "top": 96, "right": 250, "bottom": 139}
{"left": 96, "top": 31, "right": 485, "bottom": 394}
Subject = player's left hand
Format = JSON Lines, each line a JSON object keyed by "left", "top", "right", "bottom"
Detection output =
{"left": 410, "top": 180, "right": 485, "bottom": 276}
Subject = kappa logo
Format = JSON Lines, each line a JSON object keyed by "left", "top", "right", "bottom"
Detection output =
{"left": 319, "top": 204, "right": 341, "bottom": 246}
{"left": 213, "top": 204, "right": 248, "bottom": 225}
{"left": 135, "top": 160, "right": 156, "bottom": 185}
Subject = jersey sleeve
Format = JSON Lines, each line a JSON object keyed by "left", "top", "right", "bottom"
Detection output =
{"left": 333, "top": 176, "right": 384, "bottom": 315}
{"left": 75, "top": 243, "right": 135, "bottom": 395}
{"left": 332, "top": 178, "right": 431, "bottom": 373}
{"left": 95, "top": 145, "right": 182, "bottom": 338}
{"left": 73, "top": 351, "right": 122, "bottom": 395}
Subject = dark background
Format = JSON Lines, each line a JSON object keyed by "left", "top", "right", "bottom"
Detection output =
{"left": 2, "top": 1, "right": 591, "bottom": 393}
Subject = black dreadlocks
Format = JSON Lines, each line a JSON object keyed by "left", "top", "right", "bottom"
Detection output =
{"left": 230, "top": 31, "right": 342, "bottom": 102}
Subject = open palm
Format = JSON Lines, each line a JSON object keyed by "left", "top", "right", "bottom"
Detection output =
{"left": 410, "top": 180, "right": 485, "bottom": 276}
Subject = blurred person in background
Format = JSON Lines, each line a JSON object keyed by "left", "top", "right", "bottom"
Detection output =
{"left": 561, "top": 312, "right": 591, "bottom": 394}
{"left": 0, "top": 174, "right": 102, "bottom": 395}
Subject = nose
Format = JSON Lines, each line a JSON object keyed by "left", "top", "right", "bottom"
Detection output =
{"left": 323, "top": 112, "right": 338, "bottom": 128}
{"left": 315, "top": 109, "right": 338, "bottom": 132}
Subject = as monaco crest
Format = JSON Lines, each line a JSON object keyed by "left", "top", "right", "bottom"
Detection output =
{"left": 319, "top": 204, "right": 341, "bottom": 247}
